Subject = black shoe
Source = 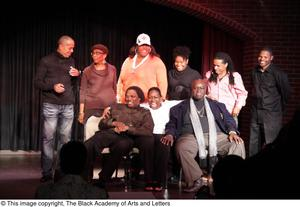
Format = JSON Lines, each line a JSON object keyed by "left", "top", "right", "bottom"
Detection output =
{"left": 40, "top": 175, "right": 53, "bottom": 183}
{"left": 53, "top": 169, "right": 64, "bottom": 182}
{"left": 195, "top": 185, "right": 212, "bottom": 199}
{"left": 183, "top": 178, "right": 203, "bottom": 193}
{"left": 94, "top": 180, "right": 106, "bottom": 189}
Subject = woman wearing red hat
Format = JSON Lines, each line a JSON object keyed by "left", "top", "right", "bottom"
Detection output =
{"left": 79, "top": 44, "right": 117, "bottom": 126}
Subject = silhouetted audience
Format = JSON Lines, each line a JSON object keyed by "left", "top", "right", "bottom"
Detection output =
{"left": 35, "top": 141, "right": 108, "bottom": 199}
{"left": 206, "top": 106, "right": 300, "bottom": 199}
{"left": 212, "top": 155, "right": 246, "bottom": 199}
{"left": 244, "top": 105, "right": 300, "bottom": 198}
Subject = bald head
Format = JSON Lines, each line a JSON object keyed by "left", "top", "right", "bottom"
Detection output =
{"left": 57, "top": 35, "right": 75, "bottom": 58}
{"left": 191, "top": 79, "right": 207, "bottom": 100}
{"left": 57, "top": 35, "right": 74, "bottom": 45}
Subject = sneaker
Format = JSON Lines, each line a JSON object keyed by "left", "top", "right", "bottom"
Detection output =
{"left": 94, "top": 179, "right": 106, "bottom": 189}
{"left": 53, "top": 169, "right": 64, "bottom": 182}
{"left": 194, "top": 185, "right": 212, "bottom": 199}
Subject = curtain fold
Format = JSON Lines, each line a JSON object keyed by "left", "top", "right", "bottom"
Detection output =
{"left": 201, "top": 23, "right": 244, "bottom": 76}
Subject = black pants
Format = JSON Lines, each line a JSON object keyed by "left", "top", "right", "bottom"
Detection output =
{"left": 249, "top": 110, "right": 282, "bottom": 157}
{"left": 84, "top": 130, "right": 154, "bottom": 182}
{"left": 153, "top": 134, "right": 170, "bottom": 185}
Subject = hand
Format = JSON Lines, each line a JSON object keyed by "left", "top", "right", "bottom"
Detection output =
{"left": 232, "top": 106, "right": 241, "bottom": 117}
{"left": 78, "top": 113, "right": 84, "bottom": 124}
{"left": 117, "top": 125, "right": 129, "bottom": 132}
{"left": 228, "top": 132, "right": 244, "bottom": 144}
{"left": 112, "top": 121, "right": 129, "bottom": 133}
{"left": 69, "top": 66, "right": 81, "bottom": 77}
{"left": 113, "top": 126, "right": 129, "bottom": 133}
{"left": 102, "top": 107, "right": 111, "bottom": 119}
{"left": 54, "top": 83, "right": 65, "bottom": 93}
{"left": 160, "top": 134, "right": 174, "bottom": 146}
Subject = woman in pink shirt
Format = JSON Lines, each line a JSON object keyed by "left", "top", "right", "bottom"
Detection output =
{"left": 205, "top": 52, "right": 248, "bottom": 125}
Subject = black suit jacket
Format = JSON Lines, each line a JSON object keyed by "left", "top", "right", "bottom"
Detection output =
{"left": 165, "top": 98, "right": 238, "bottom": 139}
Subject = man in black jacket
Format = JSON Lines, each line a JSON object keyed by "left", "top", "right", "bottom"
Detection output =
{"left": 163, "top": 79, "right": 245, "bottom": 193}
{"left": 35, "top": 35, "right": 81, "bottom": 182}
{"left": 249, "top": 47, "right": 291, "bottom": 157}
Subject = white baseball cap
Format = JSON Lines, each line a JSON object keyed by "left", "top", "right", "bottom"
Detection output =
{"left": 136, "top": 33, "right": 151, "bottom": 46}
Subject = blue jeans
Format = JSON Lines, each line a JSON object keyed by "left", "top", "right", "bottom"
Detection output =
{"left": 41, "top": 103, "right": 74, "bottom": 177}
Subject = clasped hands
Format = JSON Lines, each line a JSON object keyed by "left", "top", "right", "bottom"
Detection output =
{"left": 112, "top": 121, "right": 129, "bottom": 134}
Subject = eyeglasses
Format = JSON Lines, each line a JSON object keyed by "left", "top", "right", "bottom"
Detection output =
{"left": 91, "top": 51, "right": 105, "bottom": 56}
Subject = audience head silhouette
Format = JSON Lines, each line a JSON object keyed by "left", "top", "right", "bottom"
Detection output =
{"left": 212, "top": 155, "right": 246, "bottom": 198}
{"left": 35, "top": 141, "right": 108, "bottom": 199}
{"left": 60, "top": 141, "right": 87, "bottom": 175}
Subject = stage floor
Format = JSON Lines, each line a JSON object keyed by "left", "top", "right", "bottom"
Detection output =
{"left": 0, "top": 151, "right": 196, "bottom": 199}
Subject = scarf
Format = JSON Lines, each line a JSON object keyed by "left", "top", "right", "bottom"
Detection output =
{"left": 189, "top": 97, "right": 217, "bottom": 159}
{"left": 132, "top": 54, "right": 149, "bottom": 70}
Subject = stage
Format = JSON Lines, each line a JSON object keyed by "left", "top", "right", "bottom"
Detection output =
{"left": 0, "top": 151, "right": 194, "bottom": 199}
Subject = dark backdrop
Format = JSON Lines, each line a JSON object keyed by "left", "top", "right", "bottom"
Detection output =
{"left": 0, "top": 0, "right": 204, "bottom": 150}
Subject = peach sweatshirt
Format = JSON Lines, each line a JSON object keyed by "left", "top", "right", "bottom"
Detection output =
{"left": 117, "top": 55, "right": 167, "bottom": 103}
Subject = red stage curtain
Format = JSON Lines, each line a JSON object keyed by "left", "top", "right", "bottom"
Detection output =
{"left": 201, "top": 24, "right": 244, "bottom": 76}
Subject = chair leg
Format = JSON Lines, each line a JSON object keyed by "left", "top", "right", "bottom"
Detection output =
{"left": 179, "top": 168, "right": 183, "bottom": 188}
{"left": 114, "top": 168, "right": 118, "bottom": 178}
{"left": 123, "top": 154, "right": 132, "bottom": 189}
{"left": 164, "top": 171, "right": 168, "bottom": 189}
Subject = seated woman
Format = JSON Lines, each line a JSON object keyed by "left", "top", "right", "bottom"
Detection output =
{"left": 141, "top": 87, "right": 181, "bottom": 191}
{"left": 84, "top": 86, "right": 154, "bottom": 188}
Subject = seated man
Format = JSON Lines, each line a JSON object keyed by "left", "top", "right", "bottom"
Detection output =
{"left": 84, "top": 86, "right": 154, "bottom": 188}
{"left": 163, "top": 79, "right": 245, "bottom": 193}
{"left": 35, "top": 141, "right": 108, "bottom": 199}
